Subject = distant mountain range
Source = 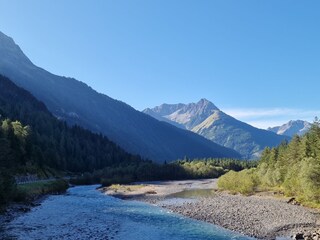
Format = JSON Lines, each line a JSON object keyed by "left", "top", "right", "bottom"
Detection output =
{"left": 0, "top": 31, "right": 240, "bottom": 162}
{"left": 144, "top": 99, "right": 290, "bottom": 159}
{"left": 268, "top": 120, "right": 312, "bottom": 137}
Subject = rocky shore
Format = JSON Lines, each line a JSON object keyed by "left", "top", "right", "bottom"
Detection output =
{"left": 161, "top": 193, "right": 319, "bottom": 239}
{"left": 102, "top": 179, "right": 320, "bottom": 239}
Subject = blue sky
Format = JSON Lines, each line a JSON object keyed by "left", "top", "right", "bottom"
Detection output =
{"left": 0, "top": 0, "right": 320, "bottom": 128}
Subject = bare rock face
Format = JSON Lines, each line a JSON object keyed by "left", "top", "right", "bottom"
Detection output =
{"left": 268, "top": 120, "right": 312, "bottom": 137}
{"left": 144, "top": 99, "right": 290, "bottom": 159}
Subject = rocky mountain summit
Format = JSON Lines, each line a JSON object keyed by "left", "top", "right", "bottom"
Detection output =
{"left": 144, "top": 99, "right": 290, "bottom": 159}
{"left": 268, "top": 120, "right": 312, "bottom": 137}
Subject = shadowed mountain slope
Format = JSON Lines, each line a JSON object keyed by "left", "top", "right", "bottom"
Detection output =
{"left": 0, "top": 31, "right": 240, "bottom": 162}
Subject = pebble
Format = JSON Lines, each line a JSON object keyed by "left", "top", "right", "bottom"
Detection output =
{"left": 132, "top": 192, "right": 320, "bottom": 239}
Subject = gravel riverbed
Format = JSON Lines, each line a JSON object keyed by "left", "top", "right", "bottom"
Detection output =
{"left": 159, "top": 193, "right": 320, "bottom": 239}
{"left": 103, "top": 179, "right": 320, "bottom": 239}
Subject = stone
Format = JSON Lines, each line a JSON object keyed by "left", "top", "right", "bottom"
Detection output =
{"left": 292, "top": 233, "right": 305, "bottom": 240}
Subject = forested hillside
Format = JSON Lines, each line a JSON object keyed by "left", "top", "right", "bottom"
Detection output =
{"left": 218, "top": 120, "right": 320, "bottom": 205}
{"left": 0, "top": 75, "right": 144, "bottom": 173}
{"left": 0, "top": 75, "right": 145, "bottom": 205}
{"left": 0, "top": 75, "right": 252, "bottom": 206}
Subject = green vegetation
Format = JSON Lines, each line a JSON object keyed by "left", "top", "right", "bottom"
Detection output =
{"left": 218, "top": 169, "right": 259, "bottom": 195}
{"left": 107, "top": 184, "right": 145, "bottom": 193}
{"left": 0, "top": 171, "right": 16, "bottom": 207}
{"left": 0, "top": 74, "right": 257, "bottom": 211}
{"left": 73, "top": 158, "right": 256, "bottom": 186}
{"left": 175, "top": 158, "right": 257, "bottom": 178}
{"left": 0, "top": 75, "right": 144, "bottom": 174}
{"left": 0, "top": 74, "right": 144, "bottom": 206}
{"left": 0, "top": 75, "right": 251, "bottom": 208}
{"left": 218, "top": 119, "right": 320, "bottom": 205}
{"left": 17, "top": 180, "right": 69, "bottom": 201}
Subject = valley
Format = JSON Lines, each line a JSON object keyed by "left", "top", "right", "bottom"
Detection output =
{"left": 0, "top": 2, "right": 319, "bottom": 238}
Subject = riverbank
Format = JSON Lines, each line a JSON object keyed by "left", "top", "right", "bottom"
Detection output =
{"left": 101, "top": 179, "right": 320, "bottom": 239}
{"left": 0, "top": 179, "right": 69, "bottom": 227}
{"left": 2, "top": 185, "right": 254, "bottom": 240}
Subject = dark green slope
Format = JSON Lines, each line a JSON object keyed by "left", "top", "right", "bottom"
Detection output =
{"left": 0, "top": 31, "right": 240, "bottom": 162}
{"left": 0, "top": 74, "right": 144, "bottom": 173}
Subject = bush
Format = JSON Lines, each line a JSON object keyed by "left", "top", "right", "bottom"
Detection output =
{"left": 217, "top": 169, "right": 258, "bottom": 195}
{"left": 17, "top": 179, "right": 69, "bottom": 201}
{"left": 0, "top": 171, "right": 17, "bottom": 205}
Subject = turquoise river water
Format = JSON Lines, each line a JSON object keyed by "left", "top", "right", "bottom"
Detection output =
{"left": 1, "top": 185, "right": 255, "bottom": 240}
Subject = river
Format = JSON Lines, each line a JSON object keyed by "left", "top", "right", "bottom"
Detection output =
{"left": 1, "top": 185, "right": 254, "bottom": 240}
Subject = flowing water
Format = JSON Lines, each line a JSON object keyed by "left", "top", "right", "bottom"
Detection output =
{"left": 1, "top": 185, "right": 254, "bottom": 240}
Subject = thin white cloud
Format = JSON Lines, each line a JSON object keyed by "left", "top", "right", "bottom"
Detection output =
{"left": 223, "top": 108, "right": 320, "bottom": 129}
{"left": 224, "top": 108, "right": 297, "bottom": 118}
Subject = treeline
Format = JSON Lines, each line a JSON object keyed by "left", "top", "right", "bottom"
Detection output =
{"left": 73, "top": 158, "right": 256, "bottom": 186}
{"left": 0, "top": 75, "right": 144, "bottom": 173}
{"left": 0, "top": 74, "right": 251, "bottom": 207}
{"left": 218, "top": 120, "right": 320, "bottom": 205}
{"left": 176, "top": 158, "right": 257, "bottom": 175}
{"left": 0, "top": 75, "right": 145, "bottom": 205}
{"left": 0, "top": 119, "right": 29, "bottom": 205}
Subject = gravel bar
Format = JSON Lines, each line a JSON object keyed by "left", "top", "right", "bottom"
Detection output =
{"left": 103, "top": 180, "right": 320, "bottom": 239}
{"left": 159, "top": 193, "right": 320, "bottom": 239}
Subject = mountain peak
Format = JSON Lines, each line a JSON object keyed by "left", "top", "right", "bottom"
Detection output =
{"left": 196, "top": 98, "right": 220, "bottom": 111}
{"left": 0, "top": 31, "right": 13, "bottom": 41}
{"left": 0, "top": 31, "right": 20, "bottom": 50}
{"left": 0, "top": 31, "right": 32, "bottom": 66}
{"left": 144, "top": 99, "right": 290, "bottom": 159}
{"left": 143, "top": 99, "right": 220, "bottom": 129}
{"left": 268, "top": 120, "right": 311, "bottom": 137}
{"left": 198, "top": 98, "right": 210, "bottom": 103}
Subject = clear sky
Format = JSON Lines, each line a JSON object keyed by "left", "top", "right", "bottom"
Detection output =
{"left": 0, "top": 0, "right": 320, "bottom": 128}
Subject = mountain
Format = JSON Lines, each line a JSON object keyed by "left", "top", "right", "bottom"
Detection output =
{"left": 0, "top": 31, "right": 240, "bottom": 162}
{"left": 268, "top": 120, "right": 312, "bottom": 137}
{"left": 144, "top": 99, "right": 220, "bottom": 129}
{"left": 0, "top": 74, "right": 146, "bottom": 173}
{"left": 143, "top": 99, "right": 290, "bottom": 159}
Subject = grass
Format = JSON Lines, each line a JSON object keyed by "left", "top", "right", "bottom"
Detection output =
{"left": 297, "top": 200, "right": 320, "bottom": 209}
{"left": 16, "top": 179, "right": 69, "bottom": 201}
{"left": 108, "top": 184, "right": 145, "bottom": 192}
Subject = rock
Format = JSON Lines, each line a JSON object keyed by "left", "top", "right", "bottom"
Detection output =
{"left": 145, "top": 191, "right": 157, "bottom": 194}
{"left": 30, "top": 203, "right": 41, "bottom": 207}
{"left": 18, "top": 207, "right": 30, "bottom": 213}
{"left": 313, "top": 235, "right": 320, "bottom": 240}
{"left": 292, "top": 233, "right": 304, "bottom": 239}
{"left": 287, "top": 197, "right": 300, "bottom": 205}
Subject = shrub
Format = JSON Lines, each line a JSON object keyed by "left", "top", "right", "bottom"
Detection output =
{"left": 218, "top": 169, "right": 258, "bottom": 195}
